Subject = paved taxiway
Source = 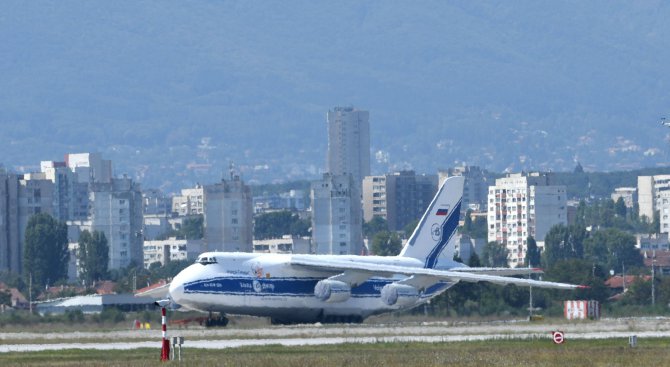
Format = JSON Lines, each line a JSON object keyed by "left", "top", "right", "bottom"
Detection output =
{"left": 2, "top": 317, "right": 670, "bottom": 352}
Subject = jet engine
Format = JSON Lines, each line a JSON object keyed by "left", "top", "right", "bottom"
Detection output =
{"left": 380, "top": 283, "right": 420, "bottom": 307}
{"left": 314, "top": 279, "right": 351, "bottom": 303}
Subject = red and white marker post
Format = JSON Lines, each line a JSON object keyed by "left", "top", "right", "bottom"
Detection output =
{"left": 160, "top": 307, "right": 170, "bottom": 361}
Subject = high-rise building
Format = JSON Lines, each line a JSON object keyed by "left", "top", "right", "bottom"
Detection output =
{"left": 0, "top": 173, "right": 20, "bottom": 273}
{"left": 439, "top": 165, "right": 489, "bottom": 213}
{"left": 88, "top": 177, "right": 143, "bottom": 269}
{"left": 362, "top": 171, "right": 438, "bottom": 231}
{"left": 487, "top": 172, "right": 567, "bottom": 267}
{"left": 65, "top": 152, "right": 112, "bottom": 184}
{"left": 0, "top": 172, "right": 55, "bottom": 274}
{"left": 40, "top": 160, "right": 89, "bottom": 221}
{"left": 326, "top": 106, "right": 370, "bottom": 188}
{"left": 203, "top": 176, "right": 253, "bottom": 252}
{"left": 311, "top": 173, "right": 363, "bottom": 255}
{"left": 638, "top": 175, "right": 670, "bottom": 233}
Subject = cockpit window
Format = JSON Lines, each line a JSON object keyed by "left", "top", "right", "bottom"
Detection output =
{"left": 196, "top": 256, "right": 218, "bottom": 265}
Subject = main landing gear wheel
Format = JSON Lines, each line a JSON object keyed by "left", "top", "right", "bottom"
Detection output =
{"left": 205, "top": 312, "right": 229, "bottom": 327}
{"left": 321, "top": 315, "right": 363, "bottom": 324}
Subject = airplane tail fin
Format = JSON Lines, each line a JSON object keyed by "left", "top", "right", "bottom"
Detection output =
{"left": 398, "top": 175, "right": 464, "bottom": 268}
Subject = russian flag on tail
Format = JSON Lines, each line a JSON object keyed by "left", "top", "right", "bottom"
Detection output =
{"left": 436, "top": 208, "right": 449, "bottom": 216}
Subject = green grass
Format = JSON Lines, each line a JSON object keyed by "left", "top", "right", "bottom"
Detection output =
{"left": 3, "top": 339, "right": 670, "bottom": 367}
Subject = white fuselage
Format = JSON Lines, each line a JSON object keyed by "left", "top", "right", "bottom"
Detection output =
{"left": 168, "top": 252, "right": 455, "bottom": 323}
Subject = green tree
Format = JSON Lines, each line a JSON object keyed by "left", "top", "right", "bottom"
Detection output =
{"left": 180, "top": 215, "right": 204, "bottom": 239}
{"left": 545, "top": 259, "right": 609, "bottom": 303}
{"left": 542, "top": 224, "right": 586, "bottom": 269}
{"left": 622, "top": 278, "right": 651, "bottom": 305}
{"left": 584, "top": 228, "right": 642, "bottom": 273}
{"left": 370, "top": 231, "right": 402, "bottom": 256}
{"left": 403, "top": 219, "right": 419, "bottom": 239}
{"left": 23, "top": 213, "right": 69, "bottom": 288}
{"left": 525, "top": 236, "right": 541, "bottom": 268}
{"left": 651, "top": 211, "right": 661, "bottom": 234}
{"left": 254, "top": 211, "right": 310, "bottom": 240}
{"left": 461, "top": 210, "right": 487, "bottom": 239}
{"left": 481, "top": 242, "right": 508, "bottom": 267}
{"left": 614, "top": 197, "right": 627, "bottom": 218}
{"left": 363, "top": 216, "right": 388, "bottom": 239}
{"left": 468, "top": 251, "right": 482, "bottom": 267}
{"left": 77, "top": 230, "right": 109, "bottom": 285}
{"left": 0, "top": 289, "right": 11, "bottom": 306}
{"left": 149, "top": 260, "right": 191, "bottom": 281}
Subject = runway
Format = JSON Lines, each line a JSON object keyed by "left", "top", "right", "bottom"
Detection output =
{"left": 2, "top": 317, "right": 670, "bottom": 353}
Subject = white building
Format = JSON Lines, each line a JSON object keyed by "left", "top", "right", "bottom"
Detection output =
{"left": 172, "top": 185, "right": 204, "bottom": 216}
{"left": 611, "top": 187, "right": 637, "bottom": 209}
{"left": 487, "top": 172, "right": 567, "bottom": 267}
{"left": 311, "top": 173, "right": 363, "bottom": 255}
{"left": 659, "top": 189, "right": 670, "bottom": 234}
{"left": 638, "top": 175, "right": 670, "bottom": 233}
{"left": 203, "top": 176, "right": 253, "bottom": 252}
{"left": 327, "top": 106, "right": 370, "bottom": 189}
{"left": 253, "top": 235, "right": 311, "bottom": 254}
{"left": 143, "top": 237, "right": 204, "bottom": 268}
{"left": 636, "top": 233, "right": 669, "bottom": 251}
{"left": 253, "top": 190, "right": 306, "bottom": 214}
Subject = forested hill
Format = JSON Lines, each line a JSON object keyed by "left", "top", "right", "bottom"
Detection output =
{"left": 1, "top": 1, "right": 670, "bottom": 191}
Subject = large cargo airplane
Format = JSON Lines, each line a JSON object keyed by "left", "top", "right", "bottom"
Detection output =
{"left": 147, "top": 176, "right": 584, "bottom": 325}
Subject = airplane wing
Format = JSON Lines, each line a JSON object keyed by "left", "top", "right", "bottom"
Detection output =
{"left": 290, "top": 256, "right": 584, "bottom": 290}
{"left": 134, "top": 282, "right": 171, "bottom": 299}
{"left": 448, "top": 267, "right": 544, "bottom": 276}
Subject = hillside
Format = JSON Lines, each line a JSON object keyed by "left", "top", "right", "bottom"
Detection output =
{"left": 1, "top": 1, "right": 669, "bottom": 191}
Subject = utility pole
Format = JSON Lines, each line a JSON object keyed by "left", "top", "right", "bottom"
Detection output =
{"left": 652, "top": 250, "right": 656, "bottom": 306}
{"left": 28, "top": 273, "right": 32, "bottom": 314}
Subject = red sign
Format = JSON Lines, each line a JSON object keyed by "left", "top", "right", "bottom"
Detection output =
{"left": 552, "top": 331, "right": 565, "bottom": 344}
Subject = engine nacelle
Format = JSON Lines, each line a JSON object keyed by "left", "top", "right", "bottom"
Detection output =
{"left": 380, "top": 283, "right": 420, "bottom": 307}
{"left": 314, "top": 279, "right": 351, "bottom": 303}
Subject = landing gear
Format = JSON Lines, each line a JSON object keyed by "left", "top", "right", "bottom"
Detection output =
{"left": 205, "top": 311, "right": 229, "bottom": 327}
{"left": 321, "top": 315, "right": 363, "bottom": 324}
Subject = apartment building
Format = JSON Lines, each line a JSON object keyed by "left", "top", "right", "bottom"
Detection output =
{"left": 362, "top": 171, "right": 437, "bottom": 231}
{"left": 311, "top": 173, "right": 363, "bottom": 255}
{"left": 487, "top": 172, "right": 567, "bottom": 267}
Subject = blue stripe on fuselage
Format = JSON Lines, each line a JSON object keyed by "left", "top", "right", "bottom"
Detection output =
{"left": 183, "top": 276, "right": 449, "bottom": 298}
